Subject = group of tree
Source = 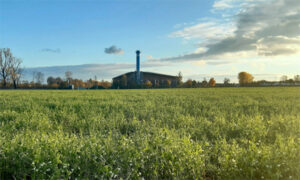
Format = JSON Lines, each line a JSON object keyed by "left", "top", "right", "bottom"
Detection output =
{"left": 0, "top": 48, "right": 23, "bottom": 89}
{"left": 238, "top": 72, "right": 300, "bottom": 86}
{"left": 123, "top": 71, "right": 300, "bottom": 89}
{"left": 1, "top": 48, "right": 300, "bottom": 89}
{"left": 17, "top": 71, "right": 112, "bottom": 89}
{"left": 0, "top": 48, "right": 113, "bottom": 89}
{"left": 181, "top": 78, "right": 217, "bottom": 88}
{"left": 47, "top": 73, "right": 111, "bottom": 89}
{"left": 280, "top": 75, "right": 300, "bottom": 83}
{"left": 99, "top": 70, "right": 300, "bottom": 90}
{"left": 43, "top": 71, "right": 300, "bottom": 89}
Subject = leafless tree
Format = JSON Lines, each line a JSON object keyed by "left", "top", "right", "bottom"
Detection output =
{"left": 224, "top": 78, "right": 230, "bottom": 85}
{"left": 94, "top": 75, "right": 98, "bottom": 87}
{"left": 9, "top": 57, "right": 23, "bottom": 89}
{"left": 294, "top": 75, "right": 300, "bottom": 82}
{"left": 280, "top": 75, "right": 288, "bottom": 82}
{"left": 32, "top": 71, "right": 36, "bottom": 83}
{"left": 35, "top": 72, "right": 44, "bottom": 84}
{"left": 177, "top": 71, "right": 183, "bottom": 86}
{"left": 0, "top": 48, "right": 13, "bottom": 87}
{"left": 201, "top": 78, "right": 208, "bottom": 87}
{"left": 65, "top": 71, "right": 72, "bottom": 84}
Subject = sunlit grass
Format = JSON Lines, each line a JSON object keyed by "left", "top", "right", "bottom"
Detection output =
{"left": 0, "top": 88, "right": 299, "bottom": 179}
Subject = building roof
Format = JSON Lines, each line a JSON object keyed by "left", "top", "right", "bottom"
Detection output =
{"left": 112, "top": 71, "right": 135, "bottom": 80}
{"left": 112, "top": 71, "right": 177, "bottom": 80}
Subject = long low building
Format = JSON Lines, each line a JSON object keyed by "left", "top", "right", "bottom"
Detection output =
{"left": 112, "top": 50, "right": 179, "bottom": 88}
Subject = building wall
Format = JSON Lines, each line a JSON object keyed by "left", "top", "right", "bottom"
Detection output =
{"left": 112, "top": 72, "right": 178, "bottom": 88}
{"left": 142, "top": 73, "right": 178, "bottom": 87}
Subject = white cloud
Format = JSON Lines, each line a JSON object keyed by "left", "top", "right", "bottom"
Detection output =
{"left": 255, "top": 36, "right": 300, "bottom": 56}
{"left": 192, "top": 60, "right": 206, "bottom": 66}
{"left": 212, "top": 0, "right": 267, "bottom": 11}
{"left": 170, "top": 21, "right": 236, "bottom": 42}
{"left": 165, "top": 0, "right": 300, "bottom": 63}
{"left": 193, "top": 48, "right": 207, "bottom": 54}
{"left": 213, "top": 0, "right": 235, "bottom": 9}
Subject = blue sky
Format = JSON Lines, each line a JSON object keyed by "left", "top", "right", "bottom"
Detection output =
{"left": 1, "top": 0, "right": 300, "bottom": 82}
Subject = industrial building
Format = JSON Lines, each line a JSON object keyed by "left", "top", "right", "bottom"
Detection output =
{"left": 112, "top": 50, "right": 178, "bottom": 88}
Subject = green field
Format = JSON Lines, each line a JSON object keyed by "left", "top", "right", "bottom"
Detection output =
{"left": 0, "top": 88, "right": 300, "bottom": 179}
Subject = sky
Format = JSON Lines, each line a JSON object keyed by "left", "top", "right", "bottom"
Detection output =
{"left": 1, "top": 0, "right": 300, "bottom": 82}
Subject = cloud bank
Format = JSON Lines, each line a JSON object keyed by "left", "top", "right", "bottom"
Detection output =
{"left": 104, "top": 45, "right": 124, "bottom": 55}
{"left": 166, "top": 0, "right": 300, "bottom": 62}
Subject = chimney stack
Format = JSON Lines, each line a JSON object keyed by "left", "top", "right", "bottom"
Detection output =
{"left": 136, "top": 50, "right": 140, "bottom": 72}
{"left": 136, "top": 50, "right": 141, "bottom": 83}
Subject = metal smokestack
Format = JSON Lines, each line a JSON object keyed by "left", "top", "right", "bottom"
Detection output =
{"left": 136, "top": 50, "right": 140, "bottom": 72}
{"left": 136, "top": 50, "right": 141, "bottom": 83}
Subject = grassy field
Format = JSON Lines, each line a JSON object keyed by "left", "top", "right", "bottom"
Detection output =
{"left": 0, "top": 88, "right": 300, "bottom": 179}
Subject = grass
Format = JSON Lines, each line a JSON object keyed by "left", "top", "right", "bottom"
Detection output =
{"left": 0, "top": 87, "right": 300, "bottom": 179}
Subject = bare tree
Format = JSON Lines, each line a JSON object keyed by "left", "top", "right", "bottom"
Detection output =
{"left": 65, "top": 71, "right": 72, "bottom": 84}
{"left": 9, "top": 57, "right": 23, "bottom": 89}
{"left": 32, "top": 71, "right": 36, "bottom": 83}
{"left": 35, "top": 72, "right": 44, "bottom": 84}
{"left": 201, "top": 78, "right": 208, "bottom": 87}
{"left": 177, "top": 71, "right": 183, "bottom": 86}
{"left": 224, "top": 78, "right": 230, "bottom": 86}
{"left": 94, "top": 75, "right": 98, "bottom": 88}
{"left": 294, "top": 75, "right": 300, "bottom": 82}
{"left": 0, "top": 48, "right": 13, "bottom": 87}
{"left": 280, "top": 75, "right": 288, "bottom": 82}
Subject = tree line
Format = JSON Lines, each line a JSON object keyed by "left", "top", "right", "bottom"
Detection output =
{"left": 15, "top": 71, "right": 112, "bottom": 89}
{"left": 0, "top": 49, "right": 112, "bottom": 89}
{"left": 1, "top": 48, "right": 299, "bottom": 89}
{"left": 181, "top": 72, "right": 300, "bottom": 88}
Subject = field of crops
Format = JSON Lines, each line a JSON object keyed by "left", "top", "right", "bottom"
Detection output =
{"left": 0, "top": 88, "right": 300, "bottom": 179}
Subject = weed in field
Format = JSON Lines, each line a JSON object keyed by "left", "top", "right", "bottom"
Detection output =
{"left": 0, "top": 88, "right": 299, "bottom": 179}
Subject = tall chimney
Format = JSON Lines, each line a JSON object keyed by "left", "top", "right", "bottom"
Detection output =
{"left": 136, "top": 50, "right": 141, "bottom": 83}
{"left": 136, "top": 50, "right": 140, "bottom": 72}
